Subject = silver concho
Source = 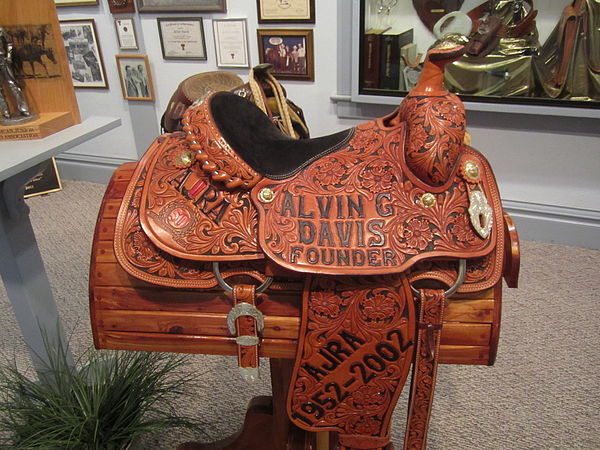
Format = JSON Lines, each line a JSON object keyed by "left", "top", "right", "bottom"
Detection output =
{"left": 468, "top": 189, "right": 493, "bottom": 239}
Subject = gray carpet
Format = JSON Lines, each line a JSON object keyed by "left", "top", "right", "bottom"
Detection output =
{"left": 0, "top": 180, "right": 599, "bottom": 449}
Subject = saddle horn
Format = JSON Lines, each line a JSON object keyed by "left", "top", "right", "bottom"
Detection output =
{"left": 398, "top": 41, "right": 467, "bottom": 186}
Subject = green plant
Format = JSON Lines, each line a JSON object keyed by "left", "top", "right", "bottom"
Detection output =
{"left": 0, "top": 341, "right": 199, "bottom": 450}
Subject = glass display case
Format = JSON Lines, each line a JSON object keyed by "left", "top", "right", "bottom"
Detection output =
{"left": 358, "top": 0, "right": 600, "bottom": 109}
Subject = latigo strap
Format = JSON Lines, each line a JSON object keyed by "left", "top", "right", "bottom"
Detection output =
{"left": 228, "top": 284, "right": 262, "bottom": 382}
{"left": 404, "top": 289, "right": 446, "bottom": 449}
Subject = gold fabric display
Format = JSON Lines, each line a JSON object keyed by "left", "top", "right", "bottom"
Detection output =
{"left": 445, "top": 0, "right": 539, "bottom": 97}
{"left": 534, "top": 0, "right": 600, "bottom": 101}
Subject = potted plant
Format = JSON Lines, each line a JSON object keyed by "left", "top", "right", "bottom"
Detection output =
{"left": 0, "top": 338, "right": 199, "bottom": 449}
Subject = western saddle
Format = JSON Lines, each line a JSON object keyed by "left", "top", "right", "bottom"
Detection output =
{"left": 92, "top": 41, "right": 520, "bottom": 449}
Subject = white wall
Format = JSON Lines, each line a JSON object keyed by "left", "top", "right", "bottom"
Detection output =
{"left": 56, "top": 0, "right": 345, "bottom": 164}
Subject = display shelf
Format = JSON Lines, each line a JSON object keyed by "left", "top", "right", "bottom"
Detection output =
{"left": 0, "top": 115, "right": 120, "bottom": 375}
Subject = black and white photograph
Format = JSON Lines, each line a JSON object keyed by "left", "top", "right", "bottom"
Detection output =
{"left": 59, "top": 19, "right": 107, "bottom": 88}
{"left": 116, "top": 54, "right": 154, "bottom": 101}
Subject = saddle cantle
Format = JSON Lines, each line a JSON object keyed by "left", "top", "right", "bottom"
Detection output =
{"left": 109, "top": 41, "right": 519, "bottom": 449}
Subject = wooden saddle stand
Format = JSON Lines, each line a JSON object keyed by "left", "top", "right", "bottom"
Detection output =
{"left": 90, "top": 42, "right": 520, "bottom": 450}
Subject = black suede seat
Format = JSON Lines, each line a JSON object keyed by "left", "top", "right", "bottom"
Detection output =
{"left": 210, "top": 92, "right": 354, "bottom": 180}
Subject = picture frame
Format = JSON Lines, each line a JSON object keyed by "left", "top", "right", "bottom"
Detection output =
{"left": 115, "top": 54, "right": 154, "bottom": 101}
{"left": 107, "top": 0, "right": 135, "bottom": 14}
{"left": 257, "top": 29, "right": 314, "bottom": 81}
{"left": 24, "top": 158, "right": 63, "bottom": 199}
{"left": 257, "top": 0, "right": 315, "bottom": 24}
{"left": 157, "top": 17, "right": 207, "bottom": 60}
{"left": 59, "top": 19, "right": 108, "bottom": 88}
{"left": 212, "top": 19, "right": 250, "bottom": 68}
{"left": 136, "top": 0, "right": 226, "bottom": 12}
{"left": 114, "top": 18, "right": 138, "bottom": 50}
{"left": 55, "top": 0, "right": 99, "bottom": 6}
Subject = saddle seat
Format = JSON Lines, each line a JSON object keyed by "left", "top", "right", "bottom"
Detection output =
{"left": 208, "top": 92, "right": 353, "bottom": 180}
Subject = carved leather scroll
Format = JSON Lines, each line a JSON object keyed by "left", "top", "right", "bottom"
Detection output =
{"left": 288, "top": 275, "right": 415, "bottom": 449}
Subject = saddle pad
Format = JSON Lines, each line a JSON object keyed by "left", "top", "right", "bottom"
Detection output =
{"left": 251, "top": 118, "right": 503, "bottom": 276}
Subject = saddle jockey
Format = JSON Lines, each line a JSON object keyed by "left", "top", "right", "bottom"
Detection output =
{"left": 0, "top": 27, "right": 31, "bottom": 120}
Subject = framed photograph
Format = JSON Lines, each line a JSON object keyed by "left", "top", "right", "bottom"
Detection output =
{"left": 108, "top": 0, "right": 135, "bottom": 13}
{"left": 114, "top": 18, "right": 138, "bottom": 50}
{"left": 59, "top": 19, "right": 108, "bottom": 88}
{"left": 257, "top": 29, "right": 314, "bottom": 81}
{"left": 55, "top": 0, "right": 99, "bottom": 6}
{"left": 257, "top": 0, "right": 315, "bottom": 23}
{"left": 136, "top": 0, "right": 226, "bottom": 12}
{"left": 157, "top": 18, "right": 206, "bottom": 60}
{"left": 116, "top": 54, "right": 154, "bottom": 101}
{"left": 212, "top": 19, "right": 249, "bottom": 68}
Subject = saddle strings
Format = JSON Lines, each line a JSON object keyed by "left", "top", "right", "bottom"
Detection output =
{"left": 248, "top": 68, "right": 297, "bottom": 139}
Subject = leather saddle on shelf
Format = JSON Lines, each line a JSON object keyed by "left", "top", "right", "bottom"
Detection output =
{"left": 104, "top": 41, "right": 519, "bottom": 450}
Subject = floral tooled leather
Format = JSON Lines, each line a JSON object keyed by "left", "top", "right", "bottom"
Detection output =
{"left": 399, "top": 93, "right": 465, "bottom": 186}
{"left": 182, "top": 97, "right": 262, "bottom": 189}
{"left": 287, "top": 275, "right": 415, "bottom": 446}
{"left": 252, "top": 119, "right": 502, "bottom": 277}
{"left": 399, "top": 44, "right": 466, "bottom": 187}
{"left": 138, "top": 133, "right": 262, "bottom": 261}
{"left": 113, "top": 134, "right": 267, "bottom": 288}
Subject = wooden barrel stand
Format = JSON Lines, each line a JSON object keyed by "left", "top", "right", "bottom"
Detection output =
{"left": 90, "top": 163, "right": 504, "bottom": 449}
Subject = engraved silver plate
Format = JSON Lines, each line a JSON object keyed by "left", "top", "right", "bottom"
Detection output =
{"left": 468, "top": 189, "right": 493, "bottom": 239}
{"left": 227, "top": 302, "right": 265, "bottom": 336}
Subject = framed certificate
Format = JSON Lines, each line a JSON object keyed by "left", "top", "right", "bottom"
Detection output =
{"left": 257, "top": 0, "right": 315, "bottom": 24}
{"left": 157, "top": 17, "right": 207, "bottom": 60}
{"left": 55, "top": 0, "right": 98, "bottom": 6}
{"left": 114, "top": 18, "right": 138, "bottom": 50}
{"left": 212, "top": 19, "right": 250, "bottom": 68}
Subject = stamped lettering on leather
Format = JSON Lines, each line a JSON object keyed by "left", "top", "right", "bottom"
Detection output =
{"left": 288, "top": 275, "right": 415, "bottom": 436}
{"left": 253, "top": 120, "right": 498, "bottom": 275}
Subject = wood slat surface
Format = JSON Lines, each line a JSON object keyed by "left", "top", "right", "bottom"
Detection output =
{"left": 96, "top": 332, "right": 491, "bottom": 365}
{"left": 95, "top": 310, "right": 491, "bottom": 346}
{"left": 93, "top": 284, "right": 495, "bottom": 323}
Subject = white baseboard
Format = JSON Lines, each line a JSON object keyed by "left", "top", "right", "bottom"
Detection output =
{"left": 503, "top": 200, "right": 600, "bottom": 250}
{"left": 55, "top": 155, "right": 600, "bottom": 250}
{"left": 56, "top": 153, "right": 136, "bottom": 184}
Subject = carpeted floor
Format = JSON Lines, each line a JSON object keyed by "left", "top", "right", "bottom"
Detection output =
{"left": 0, "top": 180, "right": 599, "bottom": 449}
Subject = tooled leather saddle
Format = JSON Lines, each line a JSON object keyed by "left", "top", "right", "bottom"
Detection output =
{"left": 113, "top": 42, "right": 518, "bottom": 449}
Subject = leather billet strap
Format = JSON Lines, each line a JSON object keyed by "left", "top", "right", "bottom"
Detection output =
{"left": 403, "top": 289, "right": 446, "bottom": 450}
{"left": 228, "top": 284, "right": 263, "bottom": 382}
{"left": 288, "top": 274, "right": 416, "bottom": 450}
